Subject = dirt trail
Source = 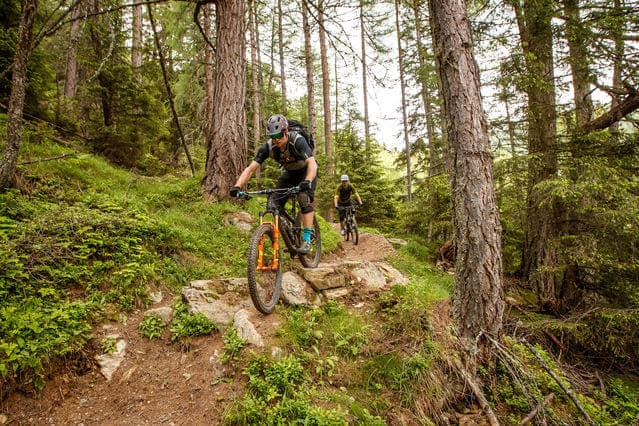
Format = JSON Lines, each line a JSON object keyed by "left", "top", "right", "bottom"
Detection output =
{"left": 1, "top": 230, "right": 398, "bottom": 426}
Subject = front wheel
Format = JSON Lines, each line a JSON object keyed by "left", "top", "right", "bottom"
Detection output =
{"left": 297, "top": 214, "right": 321, "bottom": 268}
{"left": 247, "top": 224, "right": 282, "bottom": 314}
{"left": 351, "top": 218, "right": 359, "bottom": 245}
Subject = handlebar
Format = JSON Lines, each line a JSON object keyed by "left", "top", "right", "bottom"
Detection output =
{"left": 336, "top": 204, "right": 362, "bottom": 211}
{"left": 237, "top": 186, "right": 300, "bottom": 200}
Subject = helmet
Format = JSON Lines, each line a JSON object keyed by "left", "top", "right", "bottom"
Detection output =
{"left": 266, "top": 114, "right": 288, "bottom": 136}
{"left": 340, "top": 174, "right": 349, "bottom": 181}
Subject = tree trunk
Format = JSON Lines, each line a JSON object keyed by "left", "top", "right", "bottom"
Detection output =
{"left": 318, "top": 0, "right": 332, "bottom": 171}
{"left": 428, "top": 0, "right": 504, "bottom": 367}
{"left": 394, "top": 0, "right": 412, "bottom": 201}
{"left": 564, "top": 0, "right": 593, "bottom": 128}
{"left": 359, "top": 0, "right": 371, "bottom": 151}
{"left": 301, "top": 0, "right": 316, "bottom": 150}
{"left": 64, "top": 1, "right": 82, "bottom": 99}
{"left": 512, "top": 0, "right": 560, "bottom": 311}
{"left": 0, "top": 0, "right": 38, "bottom": 189}
{"left": 278, "top": 0, "right": 287, "bottom": 114}
{"left": 249, "top": 0, "right": 261, "bottom": 153}
{"left": 203, "top": 3, "right": 215, "bottom": 152}
{"left": 131, "top": 0, "right": 143, "bottom": 71}
{"left": 203, "top": 0, "right": 247, "bottom": 199}
{"left": 609, "top": 0, "right": 624, "bottom": 136}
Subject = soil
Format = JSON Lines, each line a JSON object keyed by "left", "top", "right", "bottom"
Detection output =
{"left": 0, "top": 229, "right": 401, "bottom": 426}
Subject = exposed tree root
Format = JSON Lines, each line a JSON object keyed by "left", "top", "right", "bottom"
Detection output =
{"left": 523, "top": 341, "right": 597, "bottom": 426}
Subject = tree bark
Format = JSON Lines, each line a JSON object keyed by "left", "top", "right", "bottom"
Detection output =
{"left": 131, "top": 0, "right": 143, "bottom": 71}
{"left": 318, "top": 0, "right": 332, "bottom": 171}
{"left": 64, "top": 1, "right": 82, "bottom": 99}
{"left": 564, "top": 0, "right": 593, "bottom": 128}
{"left": 249, "top": 0, "right": 261, "bottom": 153}
{"left": 203, "top": 3, "right": 214, "bottom": 151}
{"left": 0, "top": 0, "right": 38, "bottom": 189}
{"left": 203, "top": 0, "right": 247, "bottom": 199}
{"left": 301, "top": 0, "right": 316, "bottom": 150}
{"left": 395, "top": 0, "right": 412, "bottom": 201}
{"left": 609, "top": 0, "right": 625, "bottom": 136}
{"left": 512, "top": 0, "right": 560, "bottom": 311}
{"left": 428, "top": 0, "right": 504, "bottom": 367}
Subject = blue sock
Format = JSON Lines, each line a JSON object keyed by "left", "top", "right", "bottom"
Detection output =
{"left": 303, "top": 227, "right": 312, "bottom": 242}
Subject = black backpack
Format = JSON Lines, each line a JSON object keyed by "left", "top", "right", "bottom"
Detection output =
{"left": 287, "top": 119, "right": 315, "bottom": 154}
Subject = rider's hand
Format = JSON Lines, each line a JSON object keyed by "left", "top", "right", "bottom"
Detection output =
{"left": 299, "top": 180, "right": 312, "bottom": 191}
{"left": 229, "top": 186, "right": 241, "bottom": 197}
{"left": 358, "top": 202, "right": 363, "bottom": 206}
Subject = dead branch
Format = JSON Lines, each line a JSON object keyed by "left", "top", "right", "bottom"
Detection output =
{"left": 520, "top": 393, "right": 554, "bottom": 425}
{"left": 453, "top": 359, "right": 500, "bottom": 426}
{"left": 523, "top": 342, "right": 596, "bottom": 426}
{"left": 18, "top": 153, "right": 76, "bottom": 165}
{"left": 582, "top": 91, "right": 639, "bottom": 134}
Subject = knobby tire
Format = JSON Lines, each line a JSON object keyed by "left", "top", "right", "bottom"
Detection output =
{"left": 247, "top": 223, "right": 282, "bottom": 314}
{"left": 352, "top": 217, "right": 359, "bottom": 245}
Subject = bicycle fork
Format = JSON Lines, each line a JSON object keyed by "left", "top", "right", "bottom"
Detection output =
{"left": 257, "top": 214, "right": 280, "bottom": 271}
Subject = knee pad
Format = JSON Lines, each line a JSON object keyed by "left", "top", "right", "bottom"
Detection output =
{"left": 298, "top": 192, "right": 314, "bottom": 214}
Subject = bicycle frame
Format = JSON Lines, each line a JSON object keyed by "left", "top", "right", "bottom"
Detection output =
{"left": 242, "top": 187, "right": 302, "bottom": 263}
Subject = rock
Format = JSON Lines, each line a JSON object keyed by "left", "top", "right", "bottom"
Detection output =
{"left": 233, "top": 309, "right": 264, "bottom": 347}
{"left": 144, "top": 307, "right": 173, "bottom": 324}
{"left": 352, "top": 261, "right": 387, "bottom": 289}
{"left": 280, "top": 271, "right": 313, "bottom": 305}
{"left": 95, "top": 338, "right": 127, "bottom": 381}
{"left": 224, "top": 211, "right": 253, "bottom": 232}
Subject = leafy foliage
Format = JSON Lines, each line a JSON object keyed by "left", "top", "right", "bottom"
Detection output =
{"left": 223, "top": 354, "right": 349, "bottom": 425}
{"left": 169, "top": 301, "right": 217, "bottom": 340}
{"left": 221, "top": 326, "right": 246, "bottom": 363}
{"left": 139, "top": 314, "right": 166, "bottom": 340}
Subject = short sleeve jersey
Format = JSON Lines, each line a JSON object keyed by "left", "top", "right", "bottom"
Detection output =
{"left": 254, "top": 133, "right": 312, "bottom": 171}
{"left": 335, "top": 183, "right": 359, "bottom": 204}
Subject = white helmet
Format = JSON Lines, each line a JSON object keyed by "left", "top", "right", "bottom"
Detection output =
{"left": 340, "top": 174, "right": 349, "bottom": 181}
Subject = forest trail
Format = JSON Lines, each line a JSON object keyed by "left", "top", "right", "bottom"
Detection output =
{"left": 1, "top": 228, "right": 403, "bottom": 426}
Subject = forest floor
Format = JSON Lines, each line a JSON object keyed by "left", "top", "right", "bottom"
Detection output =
{"left": 1, "top": 227, "right": 401, "bottom": 426}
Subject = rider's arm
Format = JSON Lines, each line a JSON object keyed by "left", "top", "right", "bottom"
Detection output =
{"left": 233, "top": 161, "right": 261, "bottom": 188}
{"left": 304, "top": 157, "right": 317, "bottom": 182}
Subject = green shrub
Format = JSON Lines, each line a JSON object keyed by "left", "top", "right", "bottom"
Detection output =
{"left": 170, "top": 301, "right": 217, "bottom": 340}
{"left": 139, "top": 314, "right": 166, "bottom": 339}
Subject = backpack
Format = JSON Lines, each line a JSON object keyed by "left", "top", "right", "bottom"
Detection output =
{"left": 286, "top": 119, "right": 315, "bottom": 154}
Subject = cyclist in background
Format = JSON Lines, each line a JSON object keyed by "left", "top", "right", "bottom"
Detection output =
{"left": 230, "top": 114, "right": 318, "bottom": 254}
{"left": 334, "top": 174, "right": 362, "bottom": 236}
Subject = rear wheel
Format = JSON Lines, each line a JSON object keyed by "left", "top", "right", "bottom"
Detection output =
{"left": 297, "top": 214, "right": 321, "bottom": 268}
{"left": 247, "top": 224, "right": 281, "bottom": 314}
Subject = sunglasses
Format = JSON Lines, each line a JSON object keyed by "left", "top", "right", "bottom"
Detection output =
{"left": 270, "top": 132, "right": 284, "bottom": 140}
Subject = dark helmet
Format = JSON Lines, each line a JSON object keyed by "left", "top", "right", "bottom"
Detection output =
{"left": 265, "top": 114, "right": 288, "bottom": 136}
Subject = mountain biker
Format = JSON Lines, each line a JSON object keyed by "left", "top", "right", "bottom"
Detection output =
{"left": 229, "top": 114, "right": 318, "bottom": 254}
{"left": 334, "top": 174, "right": 362, "bottom": 236}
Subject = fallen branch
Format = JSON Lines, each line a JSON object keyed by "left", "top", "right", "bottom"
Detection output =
{"left": 523, "top": 342, "right": 596, "bottom": 426}
{"left": 18, "top": 153, "right": 76, "bottom": 165}
{"left": 453, "top": 359, "right": 500, "bottom": 426}
{"left": 520, "top": 392, "right": 554, "bottom": 425}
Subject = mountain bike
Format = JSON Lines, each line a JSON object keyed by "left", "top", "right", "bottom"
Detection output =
{"left": 338, "top": 204, "right": 359, "bottom": 245}
{"left": 238, "top": 187, "right": 321, "bottom": 314}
